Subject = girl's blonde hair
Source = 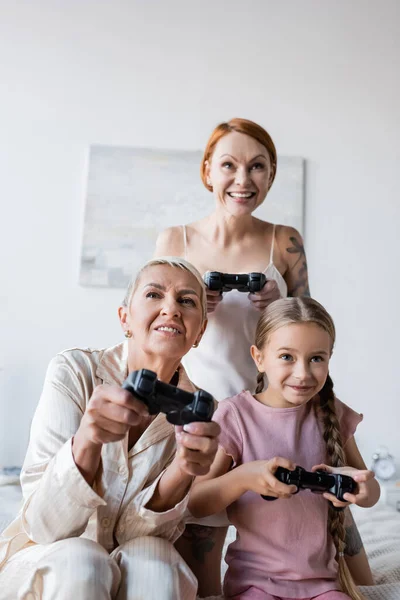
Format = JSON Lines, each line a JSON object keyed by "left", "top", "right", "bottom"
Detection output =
{"left": 254, "top": 297, "right": 364, "bottom": 600}
{"left": 122, "top": 256, "right": 207, "bottom": 322}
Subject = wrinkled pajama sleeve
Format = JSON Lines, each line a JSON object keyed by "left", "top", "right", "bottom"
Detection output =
{"left": 21, "top": 355, "right": 105, "bottom": 544}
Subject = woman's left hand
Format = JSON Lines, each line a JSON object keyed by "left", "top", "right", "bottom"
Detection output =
{"left": 175, "top": 421, "right": 220, "bottom": 477}
{"left": 311, "top": 463, "right": 377, "bottom": 509}
{"left": 248, "top": 279, "right": 281, "bottom": 311}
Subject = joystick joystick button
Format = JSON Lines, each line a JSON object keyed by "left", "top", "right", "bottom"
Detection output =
{"left": 138, "top": 379, "right": 153, "bottom": 394}
{"left": 196, "top": 399, "right": 210, "bottom": 418}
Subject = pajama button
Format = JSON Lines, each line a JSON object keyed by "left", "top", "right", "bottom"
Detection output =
{"left": 102, "top": 518, "right": 111, "bottom": 528}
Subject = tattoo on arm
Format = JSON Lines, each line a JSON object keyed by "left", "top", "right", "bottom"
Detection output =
{"left": 288, "top": 262, "right": 310, "bottom": 297}
{"left": 286, "top": 236, "right": 310, "bottom": 297}
{"left": 344, "top": 523, "right": 364, "bottom": 557}
{"left": 181, "top": 524, "right": 216, "bottom": 563}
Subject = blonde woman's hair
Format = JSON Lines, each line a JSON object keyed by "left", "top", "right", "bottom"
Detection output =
{"left": 254, "top": 297, "right": 364, "bottom": 600}
{"left": 122, "top": 256, "right": 207, "bottom": 322}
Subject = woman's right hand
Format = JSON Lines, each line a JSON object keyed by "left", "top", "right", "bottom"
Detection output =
{"left": 237, "top": 457, "right": 298, "bottom": 499}
{"left": 206, "top": 289, "right": 223, "bottom": 313}
{"left": 77, "top": 384, "right": 150, "bottom": 447}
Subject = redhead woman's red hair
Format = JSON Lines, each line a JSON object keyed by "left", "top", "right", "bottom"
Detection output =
{"left": 200, "top": 118, "right": 277, "bottom": 192}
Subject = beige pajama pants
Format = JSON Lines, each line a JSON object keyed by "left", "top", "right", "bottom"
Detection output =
{"left": 0, "top": 536, "right": 197, "bottom": 600}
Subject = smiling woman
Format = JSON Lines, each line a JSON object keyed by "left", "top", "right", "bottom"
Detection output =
{"left": 118, "top": 258, "right": 208, "bottom": 378}
{"left": 155, "top": 118, "right": 308, "bottom": 402}
{"left": 0, "top": 257, "right": 219, "bottom": 600}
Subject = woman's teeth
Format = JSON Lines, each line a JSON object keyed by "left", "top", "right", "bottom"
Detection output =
{"left": 228, "top": 192, "right": 254, "bottom": 198}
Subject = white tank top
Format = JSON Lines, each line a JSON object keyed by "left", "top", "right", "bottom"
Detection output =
{"left": 181, "top": 224, "right": 288, "bottom": 400}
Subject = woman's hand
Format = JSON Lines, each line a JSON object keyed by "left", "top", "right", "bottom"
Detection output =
{"left": 174, "top": 421, "right": 221, "bottom": 477}
{"left": 237, "top": 456, "right": 298, "bottom": 498}
{"left": 77, "top": 384, "right": 150, "bottom": 447}
{"left": 146, "top": 420, "right": 221, "bottom": 512}
{"left": 248, "top": 279, "right": 280, "bottom": 311}
{"left": 206, "top": 288, "right": 223, "bottom": 313}
{"left": 311, "top": 463, "right": 378, "bottom": 509}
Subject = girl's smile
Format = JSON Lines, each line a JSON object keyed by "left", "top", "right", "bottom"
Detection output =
{"left": 287, "top": 384, "right": 315, "bottom": 393}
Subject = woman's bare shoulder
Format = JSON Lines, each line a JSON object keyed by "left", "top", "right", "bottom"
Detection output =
{"left": 252, "top": 219, "right": 302, "bottom": 250}
{"left": 275, "top": 223, "right": 303, "bottom": 239}
{"left": 274, "top": 224, "right": 305, "bottom": 259}
{"left": 154, "top": 225, "right": 185, "bottom": 256}
{"left": 154, "top": 219, "right": 209, "bottom": 256}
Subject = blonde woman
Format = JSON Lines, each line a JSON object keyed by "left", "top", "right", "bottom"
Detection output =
{"left": 0, "top": 257, "right": 220, "bottom": 600}
{"left": 189, "top": 297, "right": 380, "bottom": 600}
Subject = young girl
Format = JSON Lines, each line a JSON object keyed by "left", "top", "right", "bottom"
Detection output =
{"left": 188, "top": 297, "right": 380, "bottom": 600}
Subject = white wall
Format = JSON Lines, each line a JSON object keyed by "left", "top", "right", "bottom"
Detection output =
{"left": 1, "top": 0, "right": 399, "bottom": 470}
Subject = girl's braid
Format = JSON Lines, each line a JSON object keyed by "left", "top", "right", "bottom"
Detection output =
{"left": 255, "top": 372, "right": 265, "bottom": 394}
{"left": 319, "top": 375, "right": 365, "bottom": 600}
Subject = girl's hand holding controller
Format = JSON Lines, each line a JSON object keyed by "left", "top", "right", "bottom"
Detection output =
{"left": 206, "top": 288, "right": 223, "bottom": 313}
{"left": 312, "top": 463, "right": 377, "bottom": 509}
{"left": 238, "top": 456, "right": 298, "bottom": 499}
{"left": 248, "top": 279, "right": 280, "bottom": 311}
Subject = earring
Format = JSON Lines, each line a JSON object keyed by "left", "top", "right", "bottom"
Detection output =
{"left": 207, "top": 178, "right": 212, "bottom": 186}
{"left": 124, "top": 330, "right": 132, "bottom": 339}
{"left": 192, "top": 341, "right": 199, "bottom": 348}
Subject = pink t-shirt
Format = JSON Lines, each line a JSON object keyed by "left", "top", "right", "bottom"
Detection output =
{"left": 213, "top": 391, "right": 363, "bottom": 599}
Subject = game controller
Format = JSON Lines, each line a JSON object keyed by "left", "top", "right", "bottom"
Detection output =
{"left": 203, "top": 271, "right": 267, "bottom": 293}
{"left": 122, "top": 369, "right": 215, "bottom": 425}
{"left": 261, "top": 466, "right": 357, "bottom": 509}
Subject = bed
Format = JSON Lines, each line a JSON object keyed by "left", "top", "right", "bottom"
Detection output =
{"left": 1, "top": 486, "right": 399, "bottom": 599}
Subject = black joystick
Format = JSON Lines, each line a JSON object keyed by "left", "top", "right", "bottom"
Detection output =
{"left": 204, "top": 271, "right": 267, "bottom": 293}
{"left": 122, "top": 369, "right": 215, "bottom": 425}
{"left": 261, "top": 466, "right": 357, "bottom": 510}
